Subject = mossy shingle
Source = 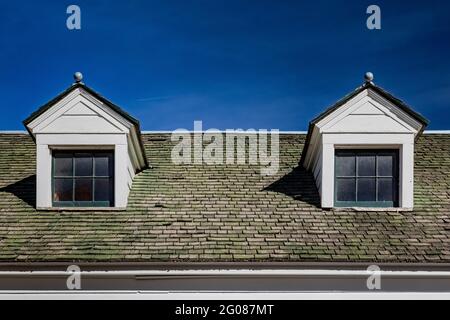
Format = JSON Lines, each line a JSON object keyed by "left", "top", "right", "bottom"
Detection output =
{"left": 0, "top": 133, "right": 449, "bottom": 263}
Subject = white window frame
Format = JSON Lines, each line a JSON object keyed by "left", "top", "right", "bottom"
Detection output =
{"left": 36, "top": 134, "right": 131, "bottom": 209}
{"left": 320, "top": 133, "right": 414, "bottom": 209}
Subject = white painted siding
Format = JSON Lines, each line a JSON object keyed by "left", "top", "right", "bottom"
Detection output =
{"left": 312, "top": 146, "right": 322, "bottom": 196}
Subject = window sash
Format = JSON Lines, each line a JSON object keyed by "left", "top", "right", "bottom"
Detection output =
{"left": 52, "top": 151, "right": 114, "bottom": 207}
{"left": 334, "top": 150, "right": 398, "bottom": 207}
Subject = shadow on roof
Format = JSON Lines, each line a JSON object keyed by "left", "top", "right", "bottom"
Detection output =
{"left": 263, "top": 166, "right": 321, "bottom": 208}
{"left": 0, "top": 175, "right": 36, "bottom": 208}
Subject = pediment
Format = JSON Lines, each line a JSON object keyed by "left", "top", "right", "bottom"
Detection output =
{"left": 27, "top": 88, "right": 131, "bottom": 135}
{"left": 352, "top": 101, "right": 385, "bottom": 115}
{"left": 301, "top": 81, "right": 429, "bottom": 172}
{"left": 318, "top": 89, "right": 423, "bottom": 134}
{"left": 23, "top": 78, "right": 148, "bottom": 175}
{"left": 65, "top": 101, "right": 98, "bottom": 115}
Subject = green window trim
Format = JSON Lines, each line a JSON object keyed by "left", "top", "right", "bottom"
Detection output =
{"left": 52, "top": 151, "right": 114, "bottom": 207}
{"left": 334, "top": 149, "right": 399, "bottom": 208}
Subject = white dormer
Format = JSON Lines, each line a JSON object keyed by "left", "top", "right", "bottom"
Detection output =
{"left": 24, "top": 73, "right": 148, "bottom": 209}
{"left": 301, "top": 73, "right": 428, "bottom": 209}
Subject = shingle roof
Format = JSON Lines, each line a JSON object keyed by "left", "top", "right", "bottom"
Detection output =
{"left": 0, "top": 132, "right": 449, "bottom": 263}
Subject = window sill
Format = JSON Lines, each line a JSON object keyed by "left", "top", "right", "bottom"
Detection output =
{"left": 36, "top": 207, "right": 127, "bottom": 212}
{"left": 332, "top": 207, "right": 413, "bottom": 212}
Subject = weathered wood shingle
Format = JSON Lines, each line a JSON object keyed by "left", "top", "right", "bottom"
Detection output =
{"left": 0, "top": 133, "right": 449, "bottom": 263}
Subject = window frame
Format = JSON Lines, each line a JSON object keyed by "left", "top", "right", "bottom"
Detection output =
{"left": 334, "top": 149, "right": 399, "bottom": 208}
{"left": 52, "top": 150, "right": 115, "bottom": 207}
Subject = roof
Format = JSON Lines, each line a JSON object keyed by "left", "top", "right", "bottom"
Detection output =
{"left": 0, "top": 132, "right": 449, "bottom": 264}
{"left": 22, "top": 82, "right": 149, "bottom": 168}
{"left": 300, "top": 81, "right": 430, "bottom": 165}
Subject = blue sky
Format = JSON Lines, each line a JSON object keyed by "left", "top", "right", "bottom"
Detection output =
{"left": 1, "top": 0, "right": 449, "bottom": 130}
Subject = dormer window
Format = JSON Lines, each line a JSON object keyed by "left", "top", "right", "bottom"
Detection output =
{"left": 53, "top": 151, "right": 114, "bottom": 207}
{"left": 334, "top": 149, "right": 398, "bottom": 207}
{"left": 23, "top": 72, "right": 148, "bottom": 210}
{"left": 301, "top": 72, "right": 429, "bottom": 210}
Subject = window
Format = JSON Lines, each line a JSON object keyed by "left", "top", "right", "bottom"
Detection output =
{"left": 53, "top": 151, "right": 114, "bottom": 207}
{"left": 335, "top": 150, "right": 398, "bottom": 207}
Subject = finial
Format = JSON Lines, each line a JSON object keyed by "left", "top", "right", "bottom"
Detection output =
{"left": 364, "top": 72, "right": 374, "bottom": 84}
{"left": 73, "top": 72, "right": 83, "bottom": 83}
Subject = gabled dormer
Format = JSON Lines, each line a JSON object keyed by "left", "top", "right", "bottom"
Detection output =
{"left": 23, "top": 73, "right": 148, "bottom": 209}
{"left": 301, "top": 73, "right": 429, "bottom": 209}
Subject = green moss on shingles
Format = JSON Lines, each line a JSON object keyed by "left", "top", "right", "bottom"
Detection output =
{"left": 0, "top": 133, "right": 449, "bottom": 263}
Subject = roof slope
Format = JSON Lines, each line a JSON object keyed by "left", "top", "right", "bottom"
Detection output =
{"left": 0, "top": 133, "right": 449, "bottom": 263}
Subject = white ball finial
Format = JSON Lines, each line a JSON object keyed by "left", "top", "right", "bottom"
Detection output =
{"left": 74, "top": 72, "right": 83, "bottom": 83}
{"left": 364, "top": 72, "right": 374, "bottom": 83}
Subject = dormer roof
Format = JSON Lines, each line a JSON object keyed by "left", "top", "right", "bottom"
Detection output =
{"left": 23, "top": 80, "right": 148, "bottom": 170}
{"left": 300, "top": 80, "right": 429, "bottom": 166}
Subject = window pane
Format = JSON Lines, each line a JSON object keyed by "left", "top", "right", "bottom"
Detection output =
{"left": 54, "top": 154, "right": 72, "bottom": 176}
{"left": 95, "top": 178, "right": 112, "bottom": 202}
{"left": 54, "top": 178, "right": 73, "bottom": 201}
{"left": 336, "top": 178, "right": 356, "bottom": 201}
{"left": 357, "top": 155, "right": 375, "bottom": 176}
{"left": 75, "top": 154, "right": 93, "bottom": 176}
{"left": 357, "top": 178, "right": 376, "bottom": 201}
{"left": 95, "top": 153, "right": 112, "bottom": 177}
{"left": 378, "top": 178, "right": 394, "bottom": 202}
{"left": 336, "top": 155, "right": 355, "bottom": 176}
{"left": 75, "top": 178, "right": 93, "bottom": 201}
{"left": 378, "top": 155, "right": 394, "bottom": 176}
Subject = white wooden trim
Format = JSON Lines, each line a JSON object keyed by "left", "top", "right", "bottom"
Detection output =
{"left": 1, "top": 268, "right": 450, "bottom": 293}
{"left": 1, "top": 269, "right": 450, "bottom": 277}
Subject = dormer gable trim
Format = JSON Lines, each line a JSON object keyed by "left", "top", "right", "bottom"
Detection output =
{"left": 23, "top": 82, "right": 148, "bottom": 170}
{"left": 317, "top": 90, "right": 423, "bottom": 134}
{"left": 30, "top": 89, "right": 131, "bottom": 134}
{"left": 300, "top": 81, "right": 429, "bottom": 167}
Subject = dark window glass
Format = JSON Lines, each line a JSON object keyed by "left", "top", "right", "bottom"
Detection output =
{"left": 378, "top": 155, "right": 393, "bottom": 176}
{"left": 54, "top": 154, "right": 72, "bottom": 176}
{"left": 54, "top": 178, "right": 73, "bottom": 201}
{"left": 75, "top": 178, "right": 92, "bottom": 201}
{"left": 95, "top": 153, "right": 112, "bottom": 176}
{"left": 336, "top": 178, "right": 356, "bottom": 201}
{"left": 336, "top": 155, "right": 355, "bottom": 176}
{"left": 53, "top": 151, "right": 114, "bottom": 207}
{"left": 75, "top": 154, "right": 93, "bottom": 176}
{"left": 335, "top": 150, "right": 398, "bottom": 207}
{"left": 357, "top": 178, "right": 376, "bottom": 201}
{"left": 357, "top": 155, "right": 376, "bottom": 176}
{"left": 378, "top": 178, "right": 394, "bottom": 201}
{"left": 95, "top": 178, "right": 112, "bottom": 201}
